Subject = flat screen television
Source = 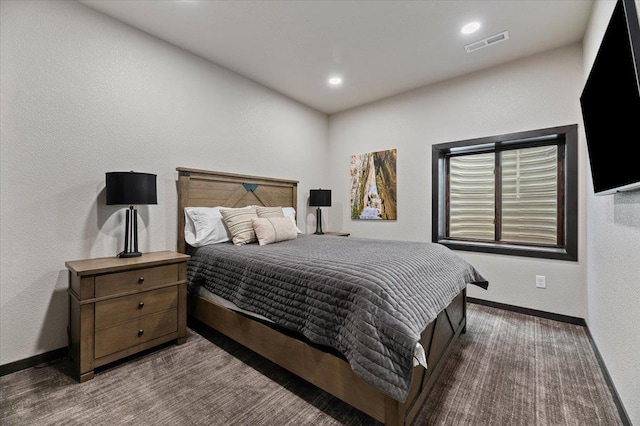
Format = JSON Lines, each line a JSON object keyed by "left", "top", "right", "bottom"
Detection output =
{"left": 580, "top": 0, "right": 640, "bottom": 195}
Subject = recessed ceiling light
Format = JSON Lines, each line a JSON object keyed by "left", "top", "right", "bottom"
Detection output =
{"left": 328, "top": 77, "right": 343, "bottom": 86}
{"left": 461, "top": 22, "right": 481, "bottom": 35}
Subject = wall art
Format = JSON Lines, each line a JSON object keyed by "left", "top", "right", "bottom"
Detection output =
{"left": 350, "top": 148, "right": 397, "bottom": 220}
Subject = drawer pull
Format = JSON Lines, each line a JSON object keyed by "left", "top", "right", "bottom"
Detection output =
{"left": 138, "top": 277, "right": 145, "bottom": 284}
{"left": 138, "top": 302, "right": 144, "bottom": 309}
{"left": 138, "top": 329, "right": 144, "bottom": 336}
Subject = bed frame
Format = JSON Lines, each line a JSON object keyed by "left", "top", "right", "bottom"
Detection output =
{"left": 176, "top": 167, "right": 467, "bottom": 426}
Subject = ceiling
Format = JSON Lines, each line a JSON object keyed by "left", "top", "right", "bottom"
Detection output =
{"left": 78, "top": 0, "right": 595, "bottom": 115}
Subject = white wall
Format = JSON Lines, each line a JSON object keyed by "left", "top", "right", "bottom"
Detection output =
{"left": 328, "top": 44, "right": 588, "bottom": 319}
{"left": 0, "top": 0, "right": 328, "bottom": 365}
{"left": 583, "top": 1, "right": 640, "bottom": 423}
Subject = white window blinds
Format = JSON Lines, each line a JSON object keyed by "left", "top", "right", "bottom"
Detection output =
{"left": 448, "top": 146, "right": 558, "bottom": 245}
{"left": 449, "top": 153, "right": 495, "bottom": 240}
{"left": 501, "top": 146, "right": 557, "bottom": 244}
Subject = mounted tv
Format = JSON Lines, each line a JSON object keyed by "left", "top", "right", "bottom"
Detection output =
{"left": 580, "top": 0, "right": 640, "bottom": 195}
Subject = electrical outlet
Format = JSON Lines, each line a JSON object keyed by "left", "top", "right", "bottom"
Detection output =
{"left": 535, "top": 275, "right": 546, "bottom": 289}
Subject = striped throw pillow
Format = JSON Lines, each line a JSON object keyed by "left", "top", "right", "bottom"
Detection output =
{"left": 256, "top": 206, "right": 285, "bottom": 218}
{"left": 220, "top": 207, "right": 258, "bottom": 245}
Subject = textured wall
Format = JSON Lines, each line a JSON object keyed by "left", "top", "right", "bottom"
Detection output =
{"left": 328, "top": 44, "right": 587, "bottom": 319}
{"left": 0, "top": 1, "right": 328, "bottom": 365}
{"left": 583, "top": 1, "right": 640, "bottom": 424}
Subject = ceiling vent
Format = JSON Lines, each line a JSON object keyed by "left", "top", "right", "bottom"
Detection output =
{"left": 465, "top": 31, "right": 510, "bottom": 53}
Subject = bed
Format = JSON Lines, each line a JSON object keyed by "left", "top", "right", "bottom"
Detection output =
{"left": 176, "top": 167, "right": 488, "bottom": 425}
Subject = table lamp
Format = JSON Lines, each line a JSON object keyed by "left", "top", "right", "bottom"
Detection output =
{"left": 106, "top": 171, "right": 157, "bottom": 258}
{"left": 309, "top": 189, "right": 331, "bottom": 235}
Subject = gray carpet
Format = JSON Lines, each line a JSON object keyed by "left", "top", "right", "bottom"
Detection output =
{"left": 0, "top": 304, "right": 623, "bottom": 425}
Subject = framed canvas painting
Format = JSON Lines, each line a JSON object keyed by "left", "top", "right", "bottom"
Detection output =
{"left": 350, "top": 148, "right": 397, "bottom": 220}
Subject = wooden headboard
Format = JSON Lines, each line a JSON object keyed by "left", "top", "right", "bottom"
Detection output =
{"left": 176, "top": 167, "right": 298, "bottom": 253}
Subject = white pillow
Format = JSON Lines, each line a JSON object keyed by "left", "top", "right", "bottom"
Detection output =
{"left": 251, "top": 217, "right": 298, "bottom": 246}
{"left": 282, "top": 207, "right": 303, "bottom": 234}
{"left": 184, "top": 206, "right": 251, "bottom": 247}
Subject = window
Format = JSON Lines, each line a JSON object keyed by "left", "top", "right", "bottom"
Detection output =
{"left": 432, "top": 124, "right": 577, "bottom": 261}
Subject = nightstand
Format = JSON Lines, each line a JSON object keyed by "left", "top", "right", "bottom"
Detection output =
{"left": 66, "top": 250, "right": 190, "bottom": 382}
{"left": 319, "top": 232, "right": 350, "bottom": 237}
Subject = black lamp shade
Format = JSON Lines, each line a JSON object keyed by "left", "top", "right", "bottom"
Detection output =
{"left": 309, "top": 189, "right": 331, "bottom": 207}
{"left": 106, "top": 172, "right": 157, "bottom": 205}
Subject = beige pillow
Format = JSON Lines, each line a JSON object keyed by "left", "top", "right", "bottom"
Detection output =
{"left": 220, "top": 207, "right": 258, "bottom": 245}
{"left": 257, "top": 206, "right": 303, "bottom": 234}
{"left": 256, "top": 206, "right": 285, "bottom": 218}
{"left": 251, "top": 217, "right": 298, "bottom": 246}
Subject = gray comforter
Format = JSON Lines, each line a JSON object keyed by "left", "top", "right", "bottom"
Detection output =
{"left": 186, "top": 234, "right": 488, "bottom": 402}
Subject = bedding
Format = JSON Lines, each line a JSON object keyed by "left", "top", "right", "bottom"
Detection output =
{"left": 255, "top": 206, "right": 303, "bottom": 234}
{"left": 220, "top": 207, "right": 259, "bottom": 245}
{"left": 184, "top": 206, "right": 231, "bottom": 247}
{"left": 255, "top": 206, "right": 286, "bottom": 217}
{"left": 184, "top": 206, "right": 254, "bottom": 247}
{"left": 280, "top": 207, "right": 303, "bottom": 234}
{"left": 186, "top": 234, "right": 488, "bottom": 401}
{"left": 185, "top": 206, "right": 302, "bottom": 247}
{"left": 251, "top": 217, "right": 298, "bottom": 245}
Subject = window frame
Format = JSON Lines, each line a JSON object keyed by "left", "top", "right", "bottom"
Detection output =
{"left": 431, "top": 124, "right": 578, "bottom": 261}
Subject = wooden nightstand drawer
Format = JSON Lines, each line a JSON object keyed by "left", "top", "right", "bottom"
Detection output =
{"left": 95, "top": 264, "right": 179, "bottom": 297}
{"left": 67, "top": 251, "right": 190, "bottom": 382}
{"left": 95, "top": 286, "right": 178, "bottom": 329}
{"left": 95, "top": 309, "right": 178, "bottom": 359}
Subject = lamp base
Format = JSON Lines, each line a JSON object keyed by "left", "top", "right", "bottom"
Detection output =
{"left": 314, "top": 207, "right": 324, "bottom": 235}
{"left": 118, "top": 251, "right": 142, "bottom": 258}
{"left": 118, "top": 206, "right": 143, "bottom": 258}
